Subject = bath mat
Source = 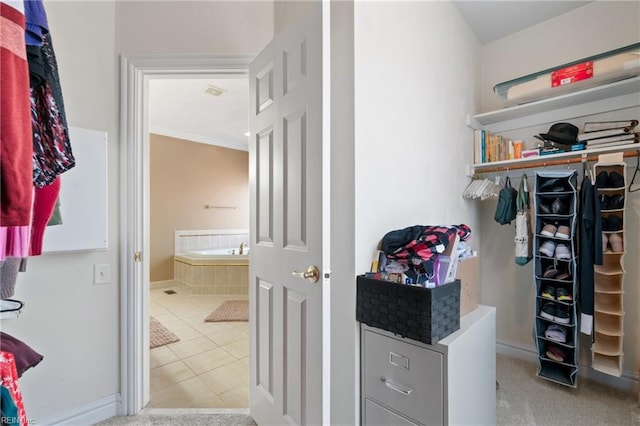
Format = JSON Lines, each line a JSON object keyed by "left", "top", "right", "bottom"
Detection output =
{"left": 205, "top": 300, "right": 249, "bottom": 322}
{"left": 150, "top": 316, "right": 180, "bottom": 349}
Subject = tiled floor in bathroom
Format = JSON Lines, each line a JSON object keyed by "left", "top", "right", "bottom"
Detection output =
{"left": 148, "top": 285, "right": 249, "bottom": 408}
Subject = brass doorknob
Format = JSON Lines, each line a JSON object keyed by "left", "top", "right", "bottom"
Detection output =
{"left": 291, "top": 265, "right": 320, "bottom": 283}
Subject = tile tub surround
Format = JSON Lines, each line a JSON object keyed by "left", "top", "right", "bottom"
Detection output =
{"left": 174, "top": 229, "right": 249, "bottom": 255}
{"left": 175, "top": 254, "right": 248, "bottom": 295}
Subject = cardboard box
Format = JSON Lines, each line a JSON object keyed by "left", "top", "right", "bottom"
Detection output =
{"left": 455, "top": 255, "right": 479, "bottom": 317}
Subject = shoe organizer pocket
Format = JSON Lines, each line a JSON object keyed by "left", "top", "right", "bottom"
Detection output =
{"left": 594, "top": 256, "right": 625, "bottom": 275}
{"left": 603, "top": 233, "right": 624, "bottom": 254}
{"left": 594, "top": 166, "right": 626, "bottom": 190}
{"left": 536, "top": 176, "right": 577, "bottom": 193}
{"left": 601, "top": 212, "right": 624, "bottom": 232}
{"left": 592, "top": 332, "right": 623, "bottom": 355}
{"left": 591, "top": 353, "right": 622, "bottom": 376}
{"left": 536, "top": 318, "right": 574, "bottom": 346}
{"left": 537, "top": 220, "right": 573, "bottom": 238}
{"left": 595, "top": 293, "right": 624, "bottom": 314}
{"left": 535, "top": 257, "right": 574, "bottom": 281}
{"left": 594, "top": 312, "right": 624, "bottom": 335}
{"left": 536, "top": 194, "right": 575, "bottom": 216}
{"left": 594, "top": 273, "right": 624, "bottom": 294}
{"left": 598, "top": 189, "right": 626, "bottom": 212}
{"left": 538, "top": 359, "right": 577, "bottom": 386}
{"left": 540, "top": 341, "right": 575, "bottom": 364}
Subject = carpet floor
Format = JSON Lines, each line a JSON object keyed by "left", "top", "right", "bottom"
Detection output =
{"left": 94, "top": 409, "right": 255, "bottom": 426}
{"left": 94, "top": 355, "right": 640, "bottom": 425}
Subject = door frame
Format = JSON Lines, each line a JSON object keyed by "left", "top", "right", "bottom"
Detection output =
{"left": 119, "top": 54, "right": 253, "bottom": 415}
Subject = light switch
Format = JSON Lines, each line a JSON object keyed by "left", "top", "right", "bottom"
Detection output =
{"left": 94, "top": 264, "right": 110, "bottom": 285}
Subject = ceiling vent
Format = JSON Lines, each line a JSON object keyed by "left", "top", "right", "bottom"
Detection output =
{"left": 202, "top": 84, "right": 227, "bottom": 97}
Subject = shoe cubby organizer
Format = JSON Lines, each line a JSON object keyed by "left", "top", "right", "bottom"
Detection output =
{"left": 592, "top": 153, "right": 626, "bottom": 377}
{"left": 533, "top": 170, "right": 579, "bottom": 387}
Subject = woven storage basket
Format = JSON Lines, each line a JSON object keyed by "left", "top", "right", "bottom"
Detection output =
{"left": 356, "top": 276, "right": 460, "bottom": 345}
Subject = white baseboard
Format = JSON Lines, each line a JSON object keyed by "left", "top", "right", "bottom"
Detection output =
{"left": 36, "top": 394, "right": 119, "bottom": 426}
{"left": 496, "top": 340, "right": 638, "bottom": 393}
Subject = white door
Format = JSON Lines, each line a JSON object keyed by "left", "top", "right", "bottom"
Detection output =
{"left": 249, "top": 4, "right": 324, "bottom": 425}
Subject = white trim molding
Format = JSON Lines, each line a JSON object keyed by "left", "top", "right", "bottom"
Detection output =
{"left": 496, "top": 340, "right": 638, "bottom": 393}
{"left": 119, "top": 54, "right": 252, "bottom": 415}
{"left": 36, "top": 394, "right": 118, "bottom": 425}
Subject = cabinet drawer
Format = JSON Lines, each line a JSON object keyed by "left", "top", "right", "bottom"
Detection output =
{"left": 363, "top": 398, "right": 419, "bottom": 426}
{"left": 363, "top": 330, "right": 443, "bottom": 425}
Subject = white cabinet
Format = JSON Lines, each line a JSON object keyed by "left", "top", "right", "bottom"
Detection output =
{"left": 360, "top": 305, "right": 496, "bottom": 426}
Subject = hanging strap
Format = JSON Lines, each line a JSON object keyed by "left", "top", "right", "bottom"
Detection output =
{"left": 517, "top": 174, "right": 529, "bottom": 212}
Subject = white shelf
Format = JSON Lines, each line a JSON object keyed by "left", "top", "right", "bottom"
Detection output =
{"left": 472, "top": 76, "right": 640, "bottom": 133}
{"left": 470, "top": 143, "right": 640, "bottom": 175}
{"left": 467, "top": 77, "right": 640, "bottom": 175}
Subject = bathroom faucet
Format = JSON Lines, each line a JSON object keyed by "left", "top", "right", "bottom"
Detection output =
{"left": 239, "top": 242, "right": 247, "bottom": 255}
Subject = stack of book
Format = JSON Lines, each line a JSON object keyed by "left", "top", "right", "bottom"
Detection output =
{"left": 473, "top": 129, "right": 520, "bottom": 164}
{"left": 578, "top": 119, "right": 639, "bottom": 148}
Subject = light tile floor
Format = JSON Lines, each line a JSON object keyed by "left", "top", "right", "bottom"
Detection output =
{"left": 148, "top": 286, "right": 249, "bottom": 408}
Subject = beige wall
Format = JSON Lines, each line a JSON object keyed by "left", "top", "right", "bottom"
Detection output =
{"left": 150, "top": 134, "right": 249, "bottom": 282}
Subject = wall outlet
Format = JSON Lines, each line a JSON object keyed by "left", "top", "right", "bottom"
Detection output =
{"left": 94, "top": 264, "right": 110, "bottom": 285}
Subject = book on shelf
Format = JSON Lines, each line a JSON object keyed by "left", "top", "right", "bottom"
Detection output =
{"left": 586, "top": 132, "right": 639, "bottom": 146}
{"left": 583, "top": 119, "right": 639, "bottom": 133}
{"left": 586, "top": 139, "right": 639, "bottom": 149}
{"left": 578, "top": 127, "right": 633, "bottom": 141}
{"left": 473, "top": 129, "right": 521, "bottom": 164}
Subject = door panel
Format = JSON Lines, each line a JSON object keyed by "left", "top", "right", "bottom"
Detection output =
{"left": 257, "top": 279, "right": 274, "bottom": 399}
{"left": 284, "top": 109, "right": 308, "bottom": 249}
{"left": 249, "top": 4, "right": 323, "bottom": 425}
{"left": 257, "top": 128, "right": 274, "bottom": 244}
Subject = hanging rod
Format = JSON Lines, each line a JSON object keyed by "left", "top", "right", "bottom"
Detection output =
{"left": 471, "top": 149, "right": 640, "bottom": 174}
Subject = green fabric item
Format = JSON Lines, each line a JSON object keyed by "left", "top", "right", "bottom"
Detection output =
{"left": 47, "top": 195, "right": 63, "bottom": 226}
{"left": 1, "top": 385, "right": 19, "bottom": 425}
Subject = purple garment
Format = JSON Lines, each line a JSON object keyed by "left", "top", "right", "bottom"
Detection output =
{"left": 24, "top": 0, "right": 48, "bottom": 46}
{"left": 0, "top": 332, "right": 44, "bottom": 378}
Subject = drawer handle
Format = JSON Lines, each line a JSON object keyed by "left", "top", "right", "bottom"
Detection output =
{"left": 380, "top": 377, "right": 413, "bottom": 395}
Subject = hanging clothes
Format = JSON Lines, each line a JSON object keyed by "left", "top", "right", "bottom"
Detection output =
{"left": 1, "top": 1, "right": 34, "bottom": 227}
{"left": 0, "top": 351, "right": 28, "bottom": 426}
{"left": 579, "top": 174, "right": 603, "bottom": 336}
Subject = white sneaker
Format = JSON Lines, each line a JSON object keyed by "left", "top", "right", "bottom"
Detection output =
{"left": 555, "top": 244, "right": 571, "bottom": 260}
{"left": 539, "top": 241, "right": 556, "bottom": 257}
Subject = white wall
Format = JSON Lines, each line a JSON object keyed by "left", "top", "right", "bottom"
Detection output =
{"left": 2, "top": 1, "right": 119, "bottom": 421}
{"left": 479, "top": 1, "right": 640, "bottom": 114}
{"left": 354, "top": 2, "right": 480, "bottom": 421}
{"left": 0, "top": 1, "right": 273, "bottom": 422}
{"left": 478, "top": 1, "right": 640, "bottom": 383}
{"left": 115, "top": 1, "right": 273, "bottom": 55}
{"left": 354, "top": 1, "right": 481, "bottom": 271}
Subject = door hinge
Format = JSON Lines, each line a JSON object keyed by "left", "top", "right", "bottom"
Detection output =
{"left": 134, "top": 251, "right": 142, "bottom": 263}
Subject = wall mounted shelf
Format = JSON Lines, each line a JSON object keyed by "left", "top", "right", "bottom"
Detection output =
{"left": 470, "top": 76, "right": 640, "bottom": 133}
{"left": 468, "top": 145, "right": 640, "bottom": 176}
{"left": 467, "top": 75, "right": 640, "bottom": 177}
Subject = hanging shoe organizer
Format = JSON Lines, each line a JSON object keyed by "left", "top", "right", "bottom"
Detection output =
{"left": 592, "top": 153, "right": 626, "bottom": 377}
{"left": 533, "top": 170, "right": 579, "bottom": 387}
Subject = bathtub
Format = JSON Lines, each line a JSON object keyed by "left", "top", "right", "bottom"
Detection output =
{"left": 187, "top": 247, "right": 250, "bottom": 257}
{"left": 174, "top": 247, "right": 249, "bottom": 294}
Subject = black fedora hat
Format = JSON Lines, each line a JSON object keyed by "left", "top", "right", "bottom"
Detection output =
{"left": 537, "top": 123, "right": 579, "bottom": 145}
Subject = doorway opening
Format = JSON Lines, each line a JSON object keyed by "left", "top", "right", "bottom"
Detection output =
{"left": 146, "top": 76, "right": 251, "bottom": 408}
{"left": 120, "top": 55, "right": 253, "bottom": 415}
